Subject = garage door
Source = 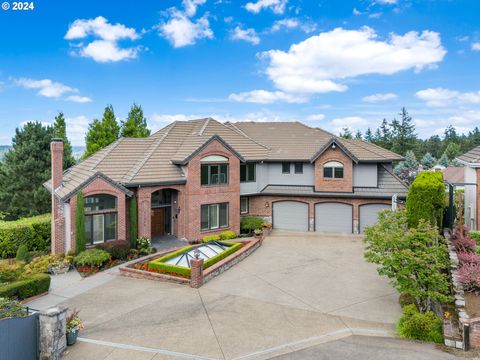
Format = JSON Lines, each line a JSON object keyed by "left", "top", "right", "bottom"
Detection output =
{"left": 360, "top": 204, "right": 391, "bottom": 233}
{"left": 315, "top": 203, "right": 352, "bottom": 233}
{"left": 273, "top": 201, "right": 309, "bottom": 231}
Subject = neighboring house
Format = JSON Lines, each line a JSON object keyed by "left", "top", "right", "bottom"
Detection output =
{"left": 443, "top": 166, "right": 465, "bottom": 187}
{"left": 45, "top": 118, "right": 407, "bottom": 254}
{"left": 457, "top": 146, "right": 480, "bottom": 230}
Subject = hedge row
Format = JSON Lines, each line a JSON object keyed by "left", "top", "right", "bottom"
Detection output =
{"left": 0, "top": 273, "right": 51, "bottom": 300}
{"left": 147, "top": 246, "right": 193, "bottom": 277}
{"left": 0, "top": 214, "right": 51, "bottom": 259}
{"left": 204, "top": 242, "right": 242, "bottom": 269}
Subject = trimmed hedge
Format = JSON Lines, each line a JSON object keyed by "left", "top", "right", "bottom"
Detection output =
{"left": 203, "top": 235, "right": 220, "bottom": 243}
{"left": 0, "top": 214, "right": 51, "bottom": 259}
{"left": 219, "top": 230, "right": 237, "bottom": 240}
{"left": 405, "top": 172, "right": 445, "bottom": 228}
{"left": 73, "top": 249, "right": 111, "bottom": 267}
{"left": 0, "top": 273, "right": 51, "bottom": 300}
{"left": 204, "top": 242, "right": 243, "bottom": 269}
{"left": 147, "top": 261, "right": 191, "bottom": 277}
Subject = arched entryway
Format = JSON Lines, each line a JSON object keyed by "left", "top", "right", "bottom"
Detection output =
{"left": 151, "top": 189, "right": 179, "bottom": 239}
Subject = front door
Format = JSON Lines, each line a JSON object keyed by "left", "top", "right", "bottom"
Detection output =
{"left": 152, "top": 208, "right": 165, "bottom": 237}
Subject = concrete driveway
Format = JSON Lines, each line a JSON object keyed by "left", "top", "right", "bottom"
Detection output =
{"left": 56, "top": 230, "right": 404, "bottom": 359}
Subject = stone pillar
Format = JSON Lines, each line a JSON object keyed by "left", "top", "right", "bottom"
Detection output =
{"left": 190, "top": 257, "right": 204, "bottom": 288}
{"left": 39, "top": 307, "right": 68, "bottom": 360}
{"left": 51, "top": 139, "right": 65, "bottom": 255}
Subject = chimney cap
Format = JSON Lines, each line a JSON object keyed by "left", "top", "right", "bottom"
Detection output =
{"left": 51, "top": 138, "right": 63, "bottom": 143}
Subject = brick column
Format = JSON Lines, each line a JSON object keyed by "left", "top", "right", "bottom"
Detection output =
{"left": 51, "top": 139, "right": 65, "bottom": 255}
{"left": 190, "top": 257, "right": 204, "bottom": 288}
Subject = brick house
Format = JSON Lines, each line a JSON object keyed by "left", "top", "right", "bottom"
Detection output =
{"left": 457, "top": 146, "right": 480, "bottom": 230}
{"left": 45, "top": 118, "right": 408, "bottom": 254}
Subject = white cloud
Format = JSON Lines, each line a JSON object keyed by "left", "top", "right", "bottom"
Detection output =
{"left": 157, "top": 2, "right": 213, "bottom": 48}
{"left": 66, "top": 95, "right": 93, "bottom": 103}
{"left": 306, "top": 114, "right": 325, "bottom": 121}
{"left": 375, "top": 0, "right": 398, "bottom": 4}
{"left": 269, "top": 18, "right": 316, "bottom": 33}
{"left": 416, "top": 87, "right": 480, "bottom": 107}
{"left": 65, "top": 16, "right": 141, "bottom": 63}
{"left": 228, "top": 90, "right": 308, "bottom": 103}
{"left": 352, "top": 8, "right": 363, "bottom": 16}
{"left": 14, "top": 78, "right": 75, "bottom": 98}
{"left": 231, "top": 26, "right": 260, "bottom": 45}
{"left": 362, "top": 92, "right": 398, "bottom": 103}
{"left": 65, "top": 115, "right": 91, "bottom": 146}
{"left": 261, "top": 27, "right": 446, "bottom": 94}
{"left": 472, "top": 42, "right": 480, "bottom": 51}
{"left": 245, "top": 0, "right": 288, "bottom": 14}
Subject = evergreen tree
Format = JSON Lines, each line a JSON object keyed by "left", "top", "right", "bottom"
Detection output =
{"left": 120, "top": 104, "right": 151, "bottom": 138}
{"left": 379, "top": 118, "right": 392, "bottom": 149}
{"left": 0, "top": 122, "right": 53, "bottom": 220}
{"left": 444, "top": 142, "right": 461, "bottom": 161}
{"left": 53, "top": 112, "right": 76, "bottom": 168}
{"left": 364, "top": 128, "right": 373, "bottom": 142}
{"left": 391, "top": 108, "right": 416, "bottom": 156}
{"left": 339, "top": 127, "right": 353, "bottom": 139}
{"left": 355, "top": 130, "right": 363, "bottom": 140}
{"left": 394, "top": 150, "right": 418, "bottom": 184}
{"left": 75, "top": 191, "right": 86, "bottom": 254}
{"left": 420, "top": 152, "right": 436, "bottom": 169}
{"left": 129, "top": 195, "right": 138, "bottom": 249}
{"left": 438, "top": 152, "right": 450, "bottom": 167}
{"left": 84, "top": 105, "right": 119, "bottom": 158}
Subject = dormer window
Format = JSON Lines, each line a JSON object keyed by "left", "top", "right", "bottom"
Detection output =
{"left": 201, "top": 155, "right": 229, "bottom": 185}
{"left": 323, "top": 161, "right": 344, "bottom": 179}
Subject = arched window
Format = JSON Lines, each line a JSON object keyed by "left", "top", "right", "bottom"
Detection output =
{"left": 84, "top": 194, "right": 117, "bottom": 244}
{"left": 323, "top": 161, "right": 344, "bottom": 179}
{"left": 200, "top": 155, "right": 229, "bottom": 185}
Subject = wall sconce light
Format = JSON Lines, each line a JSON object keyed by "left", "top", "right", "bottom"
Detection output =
{"left": 265, "top": 202, "right": 270, "bottom": 208}
{"left": 332, "top": 144, "right": 336, "bottom": 149}
{"left": 177, "top": 207, "right": 181, "bottom": 213}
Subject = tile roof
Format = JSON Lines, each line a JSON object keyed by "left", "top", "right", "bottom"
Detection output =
{"left": 457, "top": 145, "right": 480, "bottom": 166}
{"left": 442, "top": 166, "right": 465, "bottom": 184}
{"left": 46, "top": 118, "right": 404, "bottom": 199}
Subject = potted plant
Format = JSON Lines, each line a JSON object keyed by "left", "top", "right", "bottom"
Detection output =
{"left": 254, "top": 228, "right": 263, "bottom": 239}
{"left": 66, "top": 309, "right": 84, "bottom": 346}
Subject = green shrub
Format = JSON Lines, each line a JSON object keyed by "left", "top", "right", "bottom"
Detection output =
{"left": 155, "top": 246, "right": 193, "bottom": 263}
{"left": 75, "top": 192, "right": 86, "bottom": 254}
{"left": 96, "top": 240, "right": 130, "bottom": 260}
{"left": 470, "top": 231, "right": 480, "bottom": 246}
{"left": 0, "top": 273, "right": 51, "bottom": 300}
{"left": 396, "top": 304, "right": 443, "bottom": 343}
{"left": 0, "top": 214, "right": 51, "bottom": 259}
{"left": 204, "top": 242, "right": 242, "bottom": 269}
{"left": 147, "top": 261, "right": 191, "bottom": 277}
{"left": 16, "top": 244, "right": 29, "bottom": 262}
{"left": 73, "top": 249, "right": 111, "bottom": 267}
{"left": 136, "top": 237, "right": 152, "bottom": 254}
{"left": 219, "top": 230, "right": 237, "bottom": 240}
{"left": 23, "top": 254, "right": 66, "bottom": 276}
{"left": 406, "top": 172, "right": 445, "bottom": 229}
{"left": 0, "top": 297, "right": 28, "bottom": 319}
{"left": 0, "top": 262, "right": 23, "bottom": 283}
{"left": 203, "top": 235, "right": 220, "bottom": 242}
{"left": 240, "top": 216, "right": 264, "bottom": 234}
{"left": 399, "top": 293, "right": 415, "bottom": 308}
{"left": 129, "top": 195, "right": 138, "bottom": 249}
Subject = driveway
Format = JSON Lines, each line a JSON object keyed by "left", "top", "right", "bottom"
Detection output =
{"left": 32, "top": 230, "right": 407, "bottom": 359}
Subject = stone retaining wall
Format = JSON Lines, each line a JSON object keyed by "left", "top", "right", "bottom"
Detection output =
{"left": 39, "top": 307, "right": 67, "bottom": 360}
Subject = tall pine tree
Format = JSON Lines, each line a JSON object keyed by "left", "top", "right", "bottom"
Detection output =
{"left": 53, "top": 112, "right": 76, "bottom": 168}
{"left": 84, "top": 105, "right": 119, "bottom": 158}
{"left": 391, "top": 107, "right": 416, "bottom": 156}
{"left": 0, "top": 122, "right": 53, "bottom": 220}
{"left": 120, "top": 103, "right": 151, "bottom": 138}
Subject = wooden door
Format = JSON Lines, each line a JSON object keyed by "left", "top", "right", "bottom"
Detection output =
{"left": 151, "top": 208, "right": 165, "bottom": 237}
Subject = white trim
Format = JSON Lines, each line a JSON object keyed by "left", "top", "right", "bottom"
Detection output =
{"left": 324, "top": 161, "right": 343, "bottom": 167}
{"left": 200, "top": 155, "right": 228, "bottom": 163}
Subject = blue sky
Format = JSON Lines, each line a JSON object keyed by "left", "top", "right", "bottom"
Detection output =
{"left": 0, "top": 0, "right": 479, "bottom": 145}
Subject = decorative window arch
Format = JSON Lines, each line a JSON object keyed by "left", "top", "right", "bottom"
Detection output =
{"left": 323, "top": 161, "right": 344, "bottom": 179}
{"left": 200, "top": 155, "right": 229, "bottom": 185}
{"left": 84, "top": 194, "right": 117, "bottom": 244}
{"left": 200, "top": 155, "right": 228, "bottom": 163}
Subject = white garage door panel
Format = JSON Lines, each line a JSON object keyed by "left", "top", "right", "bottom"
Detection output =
{"left": 315, "top": 203, "right": 352, "bottom": 233}
{"left": 273, "top": 201, "right": 309, "bottom": 231}
{"left": 360, "top": 204, "right": 391, "bottom": 233}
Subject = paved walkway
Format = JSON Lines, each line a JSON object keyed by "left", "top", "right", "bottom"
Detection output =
{"left": 27, "top": 231, "right": 423, "bottom": 359}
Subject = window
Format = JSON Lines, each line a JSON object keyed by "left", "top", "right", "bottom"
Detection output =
{"left": 240, "top": 163, "right": 256, "bottom": 182}
{"left": 323, "top": 161, "right": 344, "bottom": 179}
{"left": 294, "top": 162, "right": 303, "bottom": 174}
{"left": 201, "top": 164, "right": 229, "bottom": 185}
{"left": 84, "top": 194, "right": 117, "bottom": 244}
{"left": 201, "top": 203, "right": 229, "bottom": 231}
{"left": 240, "top": 197, "right": 249, "bottom": 214}
{"left": 282, "top": 162, "right": 291, "bottom": 174}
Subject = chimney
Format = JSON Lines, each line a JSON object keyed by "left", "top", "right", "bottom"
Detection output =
{"left": 51, "top": 138, "right": 63, "bottom": 189}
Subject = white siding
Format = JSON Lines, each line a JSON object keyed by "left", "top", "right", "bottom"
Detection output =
{"left": 353, "top": 164, "right": 378, "bottom": 187}
{"left": 465, "top": 167, "right": 477, "bottom": 230}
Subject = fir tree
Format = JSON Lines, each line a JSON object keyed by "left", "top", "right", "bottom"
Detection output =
{"left": 84, "top": 105, "right": 119, "bottom": 158}
{"left": 364, "top": 128, "right": 373, "bottom": 142}
{"left": 420, "top": 152, "right": 436, "bottom": 169}
{"left": 355, "top": 130, "right": 363, "bottom": 140}
{"left": 120, "top": 103, "right": 151, "bottom": 138}
{"left": 391, "top": 108, "right": 416, "bottom": 156}
{"left": 339, "top": 127, "right": 353, "bottom": 139}
{"left": 438, "top": 153, "right": 450, "bottom": 167}
{"left": 53, "top": 112, "right": 76, "bottom": 168}
{"left": 444, "top": 142, "right": 461, "bottom": 161}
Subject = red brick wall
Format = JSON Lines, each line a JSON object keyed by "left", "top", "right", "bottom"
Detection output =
{"left": 314, "top": 146, "right": 353, "bottom": 193}
{"left": 51, "top": 140, "right": 65, "bottom": 255}
{"left": 183, "top": 140, "right": 241, "bottom": 241}
{"left": 248, "top": 195, "right": 390, "bottom": 233}
{"left": 477, "top": 168, "right": 480, "bottom": 230}
{"left": 69, "top": 177, "right": 128, "bottom": 249}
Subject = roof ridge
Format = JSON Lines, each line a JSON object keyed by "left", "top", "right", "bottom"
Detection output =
{"left": 224, "top": 122, "right": 270, "bottom": 150}
{"left": 124, "top": 121, "right": 178, "bottom": 183}
{"left": 90, "top": 138, "right": 124, "bottom": 170}
{"left": 341, "top": 138, "right": 390, "bottom": 160}
{"left": 198, "top": 117, "right": 211, "bottom": 136}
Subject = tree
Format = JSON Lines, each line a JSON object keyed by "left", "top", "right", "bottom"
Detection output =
{"left": 339, "top": 127, "right": 353, "bottom": 139}
{"left": 438, "top": 152, "right": 450, "bottom": 167}
{"left": 84, "top": 105, "right": 119, "bottom": 158}
{"left": 0, "top": 122, "right": 53, "bottom": 220}
{"left": 363, "top": 210, "right": 452, "bottom": 312}
{"left": 120, "top": 104, "right": 151, "bottom": 138}
{"left": 364, "top": 128, "right": 373, "bottom": 142}
{"left": 420, "top": 152, "right": 436, "bottom": 169}
{"left": 354, "top": 130, "right": 363, "bottom": 140}
{"left": 379, "top": 118, "right": 392, "bottom": 149}
{"left": 129, "top": 195, "right": 138, "bottom": 249}
{"left": 444, "top": 142, "right": 461, "bottom": 161}
{"left": 53, "top": 112, "right": 76, "bottom": 168}
{"left": 75, "top": 191, "right": 86, "bottom": 254}
{"left": 391, "top": 108, "right": 416, "bottom": 155}
{"left": 394, "top": 150, "right": 418, "bottom": 184}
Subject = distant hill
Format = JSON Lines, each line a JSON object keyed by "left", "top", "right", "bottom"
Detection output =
{"left": 0, "top": 145, "right": 85, "bottom": 162}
